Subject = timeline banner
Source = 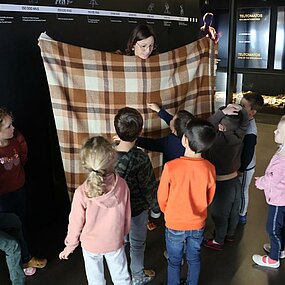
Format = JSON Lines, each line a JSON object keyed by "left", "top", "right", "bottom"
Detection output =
{"left": 0, "top": 3, "right": 189, "bottom": 22}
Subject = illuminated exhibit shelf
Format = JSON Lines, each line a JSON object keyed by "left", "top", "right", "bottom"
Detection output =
{"left": 215, "top": 91, "right": 285, "bottom": 114}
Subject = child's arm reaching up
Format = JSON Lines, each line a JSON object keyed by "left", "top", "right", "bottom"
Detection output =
{"left": 208, "top": 103, "right": 242, "bottom": 127}
{"left": 222, "top": 103, "right": 242, "bottom": 115}
{"left": 148, "top": 102, "right": 173, "bottom": 125}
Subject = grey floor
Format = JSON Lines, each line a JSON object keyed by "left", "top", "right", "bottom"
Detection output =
{"left": 1, "top": 112, "right": 285, "bottom": 285}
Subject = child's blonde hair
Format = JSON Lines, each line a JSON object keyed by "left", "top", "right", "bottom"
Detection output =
{"left": 80, "top": 136, "right": 117, "bottom": 198}
{"left": 278, "top": 115, "right": 285, "bottom": 145}
{"left": 0, "top": 107, "right": 13, "bottom": 130}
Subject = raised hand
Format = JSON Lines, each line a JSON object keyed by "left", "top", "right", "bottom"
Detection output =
{"left": 147, "top": 103, "right": 161, "bottom": 113}
{"left": 222, "top": 103, "right": 242, "bottom": 115}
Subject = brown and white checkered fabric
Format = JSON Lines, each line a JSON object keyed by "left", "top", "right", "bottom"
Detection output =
{"left": 38, "top": 33, "right": 217, "bottom": 199}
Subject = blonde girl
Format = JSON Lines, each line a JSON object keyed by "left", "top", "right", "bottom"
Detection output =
{"left": 252, "top": 115, "right": 285, "bottom": 268}
{"left": 59, "top": 136, "right": 131, "bottom": 285}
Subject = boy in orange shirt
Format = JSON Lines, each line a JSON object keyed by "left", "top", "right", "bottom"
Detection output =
{"left": 158, "top": 118, "right": 217, "bottom": 285}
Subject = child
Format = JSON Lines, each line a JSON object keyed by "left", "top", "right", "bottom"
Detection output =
{"left": 0, "top": 213, "right": 36, "bottom": 285}
{"left": 137, "top": 103, "right": 194, "bottom": 231}
{"left": 114, "top": 107, "right": 160, "bottom": 285}
{"left": 252, "top": 115, "right": 285, "bottom": 269}
{"left": 138, "top": 103, "right": 194, "bottom": 247}
{"left": 137, "top": 103, "right": 195, "bottom": 164}
{"left": 0, "top": 107, "right": 28, "bottom": 227}
{"left": 203, "top": 104, "right": 249, "bottom": 250}
{"left": 238, "top": 92, "right": 264, "bottom": 224}
{"left": 158, "top": 118, "right": 217, "bottom": 285}
{"left": 59, "top": 136, "right": 131, "bottom": 285}
{"left": 0, "top": 107, "right": 47, "bottom": 269}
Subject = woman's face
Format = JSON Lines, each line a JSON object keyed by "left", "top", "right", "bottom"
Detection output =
{"left": 133, "top": 36, "right": 155, "bottom": 60}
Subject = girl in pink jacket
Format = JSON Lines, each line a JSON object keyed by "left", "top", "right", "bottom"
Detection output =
{"left": 252, "top": 115, "right": 285, "bottom": 268}
{"left": 59, "top": 136, "right": 131, "bottom": 285}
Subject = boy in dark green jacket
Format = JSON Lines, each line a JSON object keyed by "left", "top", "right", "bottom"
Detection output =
{"left": 114, "top": 107, "right": 160, "bottom": 285}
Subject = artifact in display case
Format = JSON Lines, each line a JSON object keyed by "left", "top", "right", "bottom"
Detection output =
{"left": 234, "top": 92, "right": 285, "bottom": 114}
{"left": 215, "top": 91, "right": 285, "bottom": 114}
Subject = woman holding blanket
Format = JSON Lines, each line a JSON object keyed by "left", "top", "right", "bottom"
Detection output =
{"left": 125, "top": 24, "right": 157, "bottom": 59}
{"left": 124, "top": 24, "right": 160, "bottom": 232}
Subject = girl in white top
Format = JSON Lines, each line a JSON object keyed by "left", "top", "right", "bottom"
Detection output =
{"left": 59, "top": 136, "right": 131, "bottom": 285}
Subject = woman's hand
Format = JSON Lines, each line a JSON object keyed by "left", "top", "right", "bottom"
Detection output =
{"left": 147, "top": 103, "right": 160, "bottom": 113}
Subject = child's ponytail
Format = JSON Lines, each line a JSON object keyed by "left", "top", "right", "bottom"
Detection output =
{"left": 80, "top": 136, "right": 117, "bottom": 198}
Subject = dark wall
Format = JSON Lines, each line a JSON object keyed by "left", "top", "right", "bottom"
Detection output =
{"left": 0, "top": 1, "right": 201, "bottom": 228}
{"left": 242, "top": 74, "right": 285, "bottom": 96}
{"left": 0, "top": 24, "right": 69, "bottom": 227}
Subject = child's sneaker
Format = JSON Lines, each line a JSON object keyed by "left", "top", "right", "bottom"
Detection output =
{"left": 263, "top": 243, "right": 285, "bottom": 259}
{"left": 252, "top": 254, "right": 280, "bottom": 268}
{"left": 132, "top": 274, "right": 154, "bottom": 285}
{"left": 203, "top": 239, "right": 224, "bottom": 251}
{"left": 144, "top": 269, "right": 155, "bottom": 277}
{"left": 23, "top": 267, "right": 36, "bottom": 276}
{"left": 23, "top": 257, "right": 47, "bottom": 269}
{"left": 239, "top": 214, "right": 247, "bottom": 225}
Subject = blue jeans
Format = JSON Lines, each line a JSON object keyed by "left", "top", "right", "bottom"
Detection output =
{"left": 266, "top": 205, "right": 285, "bottom": 260}
{"left": 129, "top": 210, "right": 148, "bottom": 277}
{"left": 0, "top": 186, "right": 28, "bottom": 243}
{"left": 0, "top": 213, "right": 28, "bottom": 285}
{"left": 0, "top": 213, "right": 31, "bottom": 263}
{"left": 165, "top": 227, "right": 204, "bottom": 285}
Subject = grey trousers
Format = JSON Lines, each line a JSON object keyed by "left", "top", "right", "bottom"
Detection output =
{"left": 129, "top": 210, "right": 148, "bottom": 277}
{"left": 211, "top": 177, "right": 241, "bottom": 244}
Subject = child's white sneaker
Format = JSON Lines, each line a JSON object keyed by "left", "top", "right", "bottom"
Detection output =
{"left": 252, "top": 255, "right": 280, "bottom": 268}
{"left": 132, "top": 275, "right": 154, "bottom": 285}
{"left": 23, "top": 267, "right": 36, "bottom": 276}
{"left": 263, "top": 243, "right": 285, "bottom": 259}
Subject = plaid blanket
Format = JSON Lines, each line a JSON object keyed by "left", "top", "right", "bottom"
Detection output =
{"left": 38, "top": 32, "right": 217, "bottom": 199}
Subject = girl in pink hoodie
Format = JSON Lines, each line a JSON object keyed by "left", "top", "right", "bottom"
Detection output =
{"left": 252, "top": 115, "right": 285, "bottom": 268}
{"left": 59, "top": 136, "right": 131, "bottom": 285}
